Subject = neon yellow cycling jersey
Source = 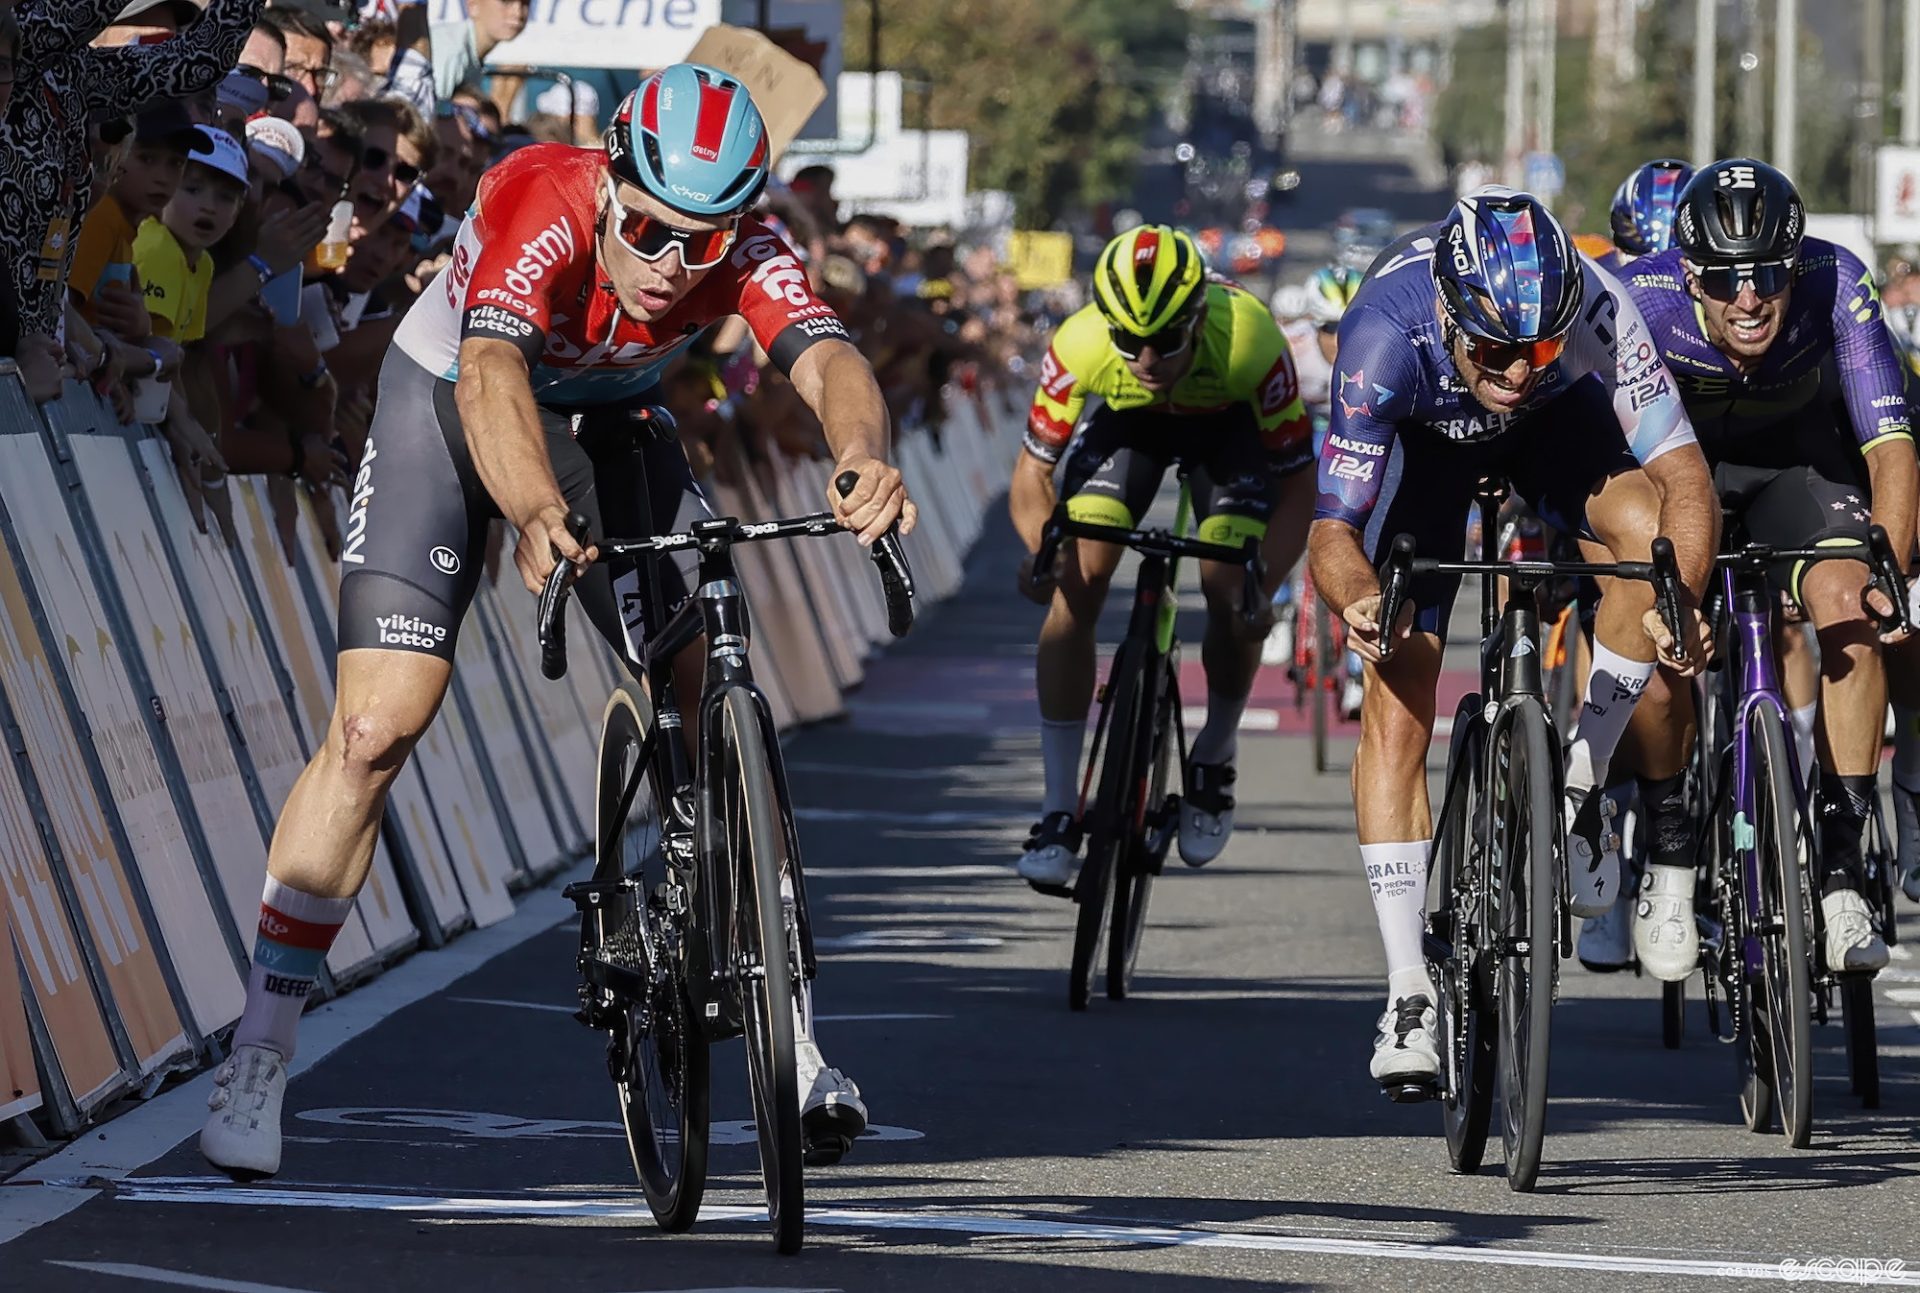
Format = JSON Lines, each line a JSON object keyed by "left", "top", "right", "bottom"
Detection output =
{"left": 1025, "top": 281, "right": 1312, "bottom": 469}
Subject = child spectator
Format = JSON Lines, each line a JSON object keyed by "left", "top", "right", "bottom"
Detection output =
{"left": 136, "top": 126, "right": 250, "bottom": 345}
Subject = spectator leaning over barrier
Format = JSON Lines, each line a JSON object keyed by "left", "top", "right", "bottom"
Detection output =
{"left": 2, "top": 0, "right": 263, "bottom": 342}
{"left": 69, "top": 103, "right": 203, "bottom": 332}
{"left": 429, "top": 0, "right": 526, "bottom": 101}
{"left": 333, "top": 97, "right": 419, "bottom": 235}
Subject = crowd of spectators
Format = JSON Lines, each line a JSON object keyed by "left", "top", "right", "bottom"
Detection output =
{"left": 0, "top": 0, "right": 1032, "bottom": 569}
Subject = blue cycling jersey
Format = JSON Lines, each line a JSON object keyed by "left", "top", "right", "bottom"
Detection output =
{"left": 1616, "top": 240, "right": 1913, "bottom": 452}
{"left": 1314, "top": 226, "right": 1698, "bottom": 529}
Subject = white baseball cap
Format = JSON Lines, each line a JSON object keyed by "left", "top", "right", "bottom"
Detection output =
{"left": 245, "top": 116, "right": 305, "bottom": 182}
{"left": 189, "top": 125, "right": 249, "bottom": 186}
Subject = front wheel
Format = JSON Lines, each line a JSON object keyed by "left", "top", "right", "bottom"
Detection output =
{"left": 1739, "top": 713, "right": 1813, "bottom": 1147}
{"left": 1072, "top": 643, "right": 1141, "bottom": 1010}
{"left": 1109, "top": 669, "right": 1174, "bottom": 998}
{"left": 594, "top": 683, "right": 709, "bottom": 1230}
{"left": 719, "top": 688, "right": 806, "bottom": 1253}
{"left": 1841, "top": 975, "right": 1880, "bottom": 1109}
{"left": 1429, "top": 700, "right": 1494, "bottom": 1174}
{"left": 1494, "top": 700, "right": 1558, "bottom": 1193}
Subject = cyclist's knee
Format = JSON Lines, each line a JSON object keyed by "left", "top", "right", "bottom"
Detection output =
{"left": 1584, "top": 468, "right": 1660, "bottom": 560}
{"left": 327, "top": 652, "right": 447, "bottom": 788}
{"left": 1800, "top": 556, "right": 1872, "bottom": 629}
{"left": 327, "top": 711, "right": 425, "bottom": 790}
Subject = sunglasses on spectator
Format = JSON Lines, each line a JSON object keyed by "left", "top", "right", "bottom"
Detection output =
{"left": 603, "top": 176, "right": 738, "bottom": 270}
{"left": 436, "top": 101, "right": 493, "bottom": 141}
{"left": 1109, "top": 312, "right": 1198, "bottom": 361}
{"left": 235, "top": 63, "right": 296, "bottom": 104}
{"left": 1451, "top": 324, "right": 1569, "bottom": 372}
{"left": 361, "top": 146, "right": 421, "bottom": 186}
{"left": 1687, "top": 259, "right": 1794, "bottom": 301}
{"left": 287, "top": 62, "right": 339, "bottom": 90}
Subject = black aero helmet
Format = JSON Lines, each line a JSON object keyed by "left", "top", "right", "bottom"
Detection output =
{"left": 1672, "top": 158, "right": 1806, "bottom": 267}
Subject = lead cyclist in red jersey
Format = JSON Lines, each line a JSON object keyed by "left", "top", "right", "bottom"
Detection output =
{"left": 202, "top": 63, "right": 914, "bottom": 1181}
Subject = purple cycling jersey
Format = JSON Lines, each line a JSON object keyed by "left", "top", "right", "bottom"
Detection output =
{"left": 1315, "top": 226, "right": 1698, "bottom": 529}
{"left": 1616, "top": 240, "right": 1913, "bottom": 452}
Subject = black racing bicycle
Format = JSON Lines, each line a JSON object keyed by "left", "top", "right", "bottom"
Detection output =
{"left": 537, "top": 469, "right": 913, "bottom": 1255}
{"left": 1028, "top": 475, "right": 1262, "bottom": 1010}
{"left": 1378, "top": 478, "right": 1686, "bottom": 1194}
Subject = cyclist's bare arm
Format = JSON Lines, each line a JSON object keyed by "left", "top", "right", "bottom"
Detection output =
{"left": 454, "top": 335, "right": 596, "bottom": 592}
{"left": 1009, "top": 449, "right": 1059, "bottom": 553}
{"left": 1309, "top": 517, "right": 1406, "bottom": 662}
{"left": 787, "top": 337, "right": 916, "bottom": 541}
{"left": 1263, "top": 468, "right": 1314, "bottom": 594}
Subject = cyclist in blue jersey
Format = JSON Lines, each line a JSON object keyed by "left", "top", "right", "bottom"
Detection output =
{"left": 1617, "top": 158, "right": 1918, "bottom": 977}
{"left": 1598, "top": 158, "right": 1693, "bottom": 274}
{"left": 1307, "top": 188, "right": 1718, "bottom": 1089}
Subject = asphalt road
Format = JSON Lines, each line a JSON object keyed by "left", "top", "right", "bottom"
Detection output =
{"left": 6, "top": 508, "right": 1920, "bottom": 1293}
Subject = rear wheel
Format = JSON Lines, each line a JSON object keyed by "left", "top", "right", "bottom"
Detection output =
{"left": 1072, "top": 644, "right": 1140, "bottom": 1010}
{"left": 1430, "top": 703, "right": 1494, "bottom": 1174}
{"left": 1495, "top": 700, "right": 1558, "bottom": 1193}
{"left": 720, "top": 689, "right": 805, "bottom": 1253}
{"left": 594, "top": 683, "right": 708, "bottom": 1230}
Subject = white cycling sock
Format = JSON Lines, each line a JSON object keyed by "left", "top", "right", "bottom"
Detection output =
{"left": 234, "top": 876, "right": 355, "bottom": 1062}
{"left": 1189, "top": 685, "right": 1246, "bottom": 766}
{"left": 1040, "top": 717, "right": 1086, "bottom": 818}
{"left": 1362, "top": 840, "right": 1431, "bottom": 994}
{"left": 1564, "top": 642, "right": 1656, "bottom": 794}
{"left": 1792, "top": 702, "right": 1819, "bottom": 784}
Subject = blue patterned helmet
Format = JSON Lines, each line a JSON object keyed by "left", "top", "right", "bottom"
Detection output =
{"left": 1433, "top": 187, "right": 1584, "bottom": 345}
{"left": 1609, "top": 158, "right": 1694, "bottom": 256}
{"left": 604, "top": 63, "right": 770, "bottom": 217}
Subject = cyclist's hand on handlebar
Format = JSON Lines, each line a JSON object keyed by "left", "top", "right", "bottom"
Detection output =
{"left": 1865, "top": 583, "right": 1912, "bottom": 645}
{"left": 829, "top": 452, "right": 917, "bottom": 545}
{"left": 514, "top": 502, "right": 598, "bottom": 595}
{"left": 1342, "top": 592, "right": 1413, "bottom": 664}
{"left": 1641, "top": 603, "right": 1712, "bottom": 676}
{"left": 1016, "top": 550, "right": 1057, "bottom": 605}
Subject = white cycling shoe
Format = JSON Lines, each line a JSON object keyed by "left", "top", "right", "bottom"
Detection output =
{"left": 1177, "top": 761, "right": 1236, "bottom": 866}
{"left": 796, "top": 1038, "right": 867, "bottom": 1166}
{"left": 200, "top": 1044, "right": 287, "bottom": 1181}
{"left": 1823, "top": 889, "right": 1889, "bottom": 973}
{"left": 1577, "top": 889, "right": 1634, "bottom": 972}
{"left": 1262, "top": 615, "right": 1294, "bottom": 668}
{"left": 1564, "top": 786, "right": 1624, "bottom": 918}
{"left": 1369, "top": 992, "right": 1441, "bottom": 1092}
{"left": 1633, "top": 863, "right": 1699, "bottom": 982}
{"left": 1018, "top": 811, "right": 1082, "bottom": 888}
{"left": 1339, "top": 675, "right": 1364, "bottom": 721}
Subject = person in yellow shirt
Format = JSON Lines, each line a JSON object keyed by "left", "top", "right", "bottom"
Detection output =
{"left": 135, "top": 123, "right": 250, "bottom": 345}
{"left": 71, "top": 103, "right": 208, "bottom": 330}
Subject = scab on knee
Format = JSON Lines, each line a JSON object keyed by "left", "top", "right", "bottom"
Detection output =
{"left": 333, "top": 712, "right": 420, "bottom": 782}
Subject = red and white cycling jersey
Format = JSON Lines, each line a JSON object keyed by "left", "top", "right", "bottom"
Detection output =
{"left": 392, "top": 143, "right": 850, "bottom": 406}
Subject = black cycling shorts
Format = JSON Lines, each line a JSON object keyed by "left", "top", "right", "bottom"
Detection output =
{"left": 337, "top": 351, "right": 708, "bottom": 664}
{"left": 1359, "top": 377, "right": 1639, "bottom": 638}
{"left": 1057, "top": 402, "right": 1276, "bottom": 550}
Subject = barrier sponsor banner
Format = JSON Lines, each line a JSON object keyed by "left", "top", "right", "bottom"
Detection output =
{"left": 228, "top": 479, "right": 466, "bottom": 945}
{"left": 428, "top": 0, "right": 719, "bottom": 72}
{"left": 0, "top": 924, "right": 42, "bottom": 1120}
{"left": 480, "top": 571, "right": 597, "bottom": 809}
{"left": 472, "top": 583, "right": 586, "bottom": 853}
{"left": 451, "top": 624, "right": 562, "bottom": 876}
{"left": 64, "top": 435, "right": 272, "bottom": 950}
{"left": 0, "top": 472, "right": 186, "bottom": 1080}
{"left": 135, "top": 444, "right": 381, "bottom": 979}
{"left": 0, "top": 429, "right": 243, "bottom": 1037}
{"left": 766, "top": 453, "right": 863, "bottom": 691}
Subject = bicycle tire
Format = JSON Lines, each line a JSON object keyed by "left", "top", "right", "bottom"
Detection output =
{"left": 1109, "top": 668, "right": 1174, "bottom": 998}
{"left": 1429, "top": 700, "right": 1494, "bottom": 1174}
{"left": 1071, "top": 642, "right": 1140, "bottom": 1010}
{"left": 1495, "top": 699, "right": 1557, "bottom": 1193}
{"left": 719, "top": 687, "right": 806, "bottom": 1253}
{"left": 1741, "top": 712, "right": 1814, "bottom": 1147}
{"left": 594, "top": 683, "right": 709, "bottom": 1231}
{"left": 1661, "top": 979, "right": 1685, "bottom": 1051}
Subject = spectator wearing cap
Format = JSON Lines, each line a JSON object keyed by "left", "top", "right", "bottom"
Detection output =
{"left": 136, "top": 124, "right": 251, "bottom": 345}
{"left": 430, "top": 0, "right": 526, "bottom": 101}
{"left": 2, "top": 0, "right": 266, "bottom": 343}
{"left": 69, "top": 102, "right": 208, "bottom": 328}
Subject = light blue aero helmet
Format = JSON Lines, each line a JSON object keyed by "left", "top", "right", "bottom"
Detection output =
{"left": 603, "top": 62, "right": 771, "bottom": 217}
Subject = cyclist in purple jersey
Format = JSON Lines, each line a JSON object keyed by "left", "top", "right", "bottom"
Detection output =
{"left": 1619, "top": 158, "right": 1917, "bottom": 976}
{"left": 1307, "top": 188, "right": 1718, "bottom": 1092}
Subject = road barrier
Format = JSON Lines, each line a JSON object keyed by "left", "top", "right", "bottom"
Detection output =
{"left": 0, "top": 365, "right": 1022, "bottom": 1142}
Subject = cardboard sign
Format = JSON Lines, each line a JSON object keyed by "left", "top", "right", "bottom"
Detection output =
{"left": 687, "top": 23, "right": 827, "bottom": 165}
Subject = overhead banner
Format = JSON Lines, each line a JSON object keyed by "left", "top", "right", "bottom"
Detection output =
{"left": 430, "top": 0, "right": 720, "bottom": 73}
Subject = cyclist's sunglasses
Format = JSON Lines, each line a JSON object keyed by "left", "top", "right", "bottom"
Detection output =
{"left": 1109, "top": 311, "right": 1198, "bottom": 361}
{"left": 1456, "top": 327, "right": 1568, "bottom": 372}
{"left": 603, "top": 176, "right": 738, "bottom": 270}
{"left": 1688, "top": 259, "right": 1793, "bottom": 302}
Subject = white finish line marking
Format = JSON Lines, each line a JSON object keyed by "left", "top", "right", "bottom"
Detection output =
{"left": 95, "top": 1179, "right": 1920, "bottom": 1283}
{"left": 793, "top": 808, "right": 1016, "bottom": 826}
{"left": 448, "top": 997, "right": 946, "bottom": 1024}
{"left": 47, "top": 1262, "right": 325, "bottom": 1293}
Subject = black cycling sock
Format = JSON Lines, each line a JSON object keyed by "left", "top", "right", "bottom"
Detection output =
{"left": 1817, "top": 771, "right": 1876, "bottom": 897}
{"left": 1637, "top": 772, "right": 1693, "bottom": 872}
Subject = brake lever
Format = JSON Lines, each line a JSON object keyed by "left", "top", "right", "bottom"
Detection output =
{"left": 1375, "top": 533, "right": 1415, "bottom": 664}
{"left": 1650, "top": 536, "right": 1688, "bottom": 666}
{"left": 536, "top": 511, "right": 593, "bottom": 681}
{"left": 1867, "top": 524, "right": 1912, "bottom": 637}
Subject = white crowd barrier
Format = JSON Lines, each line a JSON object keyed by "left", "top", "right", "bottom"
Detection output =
{"left": 0, "top": 363, "right": 1024, "bottom": 1143}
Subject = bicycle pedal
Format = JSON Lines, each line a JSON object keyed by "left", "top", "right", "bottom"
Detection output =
{"left": 1381, "top": 1079, "right": 1441, "bottom": 1105}
{"left": 1026, "top": 879, "right": 1074, "bottom": 900}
